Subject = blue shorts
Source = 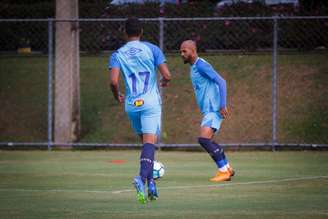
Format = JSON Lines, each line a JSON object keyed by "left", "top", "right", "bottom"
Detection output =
{"left": 201, "top": 112, "right": 223, "bottom": 133}
{"left": 127, "top": 106, "right": 161, "bottom": 135}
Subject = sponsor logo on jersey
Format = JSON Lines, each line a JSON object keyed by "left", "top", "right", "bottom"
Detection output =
{"left": 134, "top": 99, "right": 144, "bottom": 107}
{"left": 124, "top": 47, "right": 142, "bottom": 57}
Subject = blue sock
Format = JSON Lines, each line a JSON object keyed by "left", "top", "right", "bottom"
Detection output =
{"left": 147, "top": 163, "right": 154, "bottom": 183}
{"left": 212, "top": 141, "right": 228, "bottom": 164}
{"left": 198, "top": 137, "right": 225, "bottom": 168}
{"left": 139, "top": 143, "right": 155, "bottom": 184}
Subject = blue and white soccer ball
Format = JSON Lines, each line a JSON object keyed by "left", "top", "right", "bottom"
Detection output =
{"left": 153, "top": 160, "right": 165, "bottom": 180}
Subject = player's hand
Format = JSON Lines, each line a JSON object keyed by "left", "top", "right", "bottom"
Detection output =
{"left": 220, "top": 107, "right": 228, "bottom": 119}
{"left": 118, "top": 93, "right": 125, "bottom": 103}
{"left": 160, "top": 78, "right": 170, "bottom": 87}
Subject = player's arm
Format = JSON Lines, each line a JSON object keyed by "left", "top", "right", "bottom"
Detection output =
{"left": 158, "top": 63, "right": 171, "bottom": 87}
{"left": 198, "top": 62, "right": 228, "bottom": 118}
{"left": 109, "top": 52, "right": 124, "bottom": 103}
{"left": 145, "top": 42, "right": 171, "bottom": 87}
{"left": 110, "top": 68, "right": 124, "bottom": 103}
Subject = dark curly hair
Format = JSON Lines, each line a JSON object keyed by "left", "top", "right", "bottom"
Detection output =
{"left": 125, "top": 17, "right": 142, "bottom": 37}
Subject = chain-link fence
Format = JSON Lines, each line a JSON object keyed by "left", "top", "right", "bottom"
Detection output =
{"left": 0, "top": 17, "right": 327, "bottom": 148}
{"left": 0, "top": 20, "right": 49, "bottom": 144}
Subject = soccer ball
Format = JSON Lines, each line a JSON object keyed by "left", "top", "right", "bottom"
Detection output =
{"left": 153, "top": 160, "right": 165, "bottom": 180}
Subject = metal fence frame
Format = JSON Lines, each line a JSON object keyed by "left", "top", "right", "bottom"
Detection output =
{"left": 0, "top": 16, "right": 328, "bottom": 150}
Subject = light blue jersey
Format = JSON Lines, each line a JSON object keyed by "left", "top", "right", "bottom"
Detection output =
{"left": 190, "top": 57, "right": 227, "bottom": 116}
{"left": 109, "top": 40, "right": 165, "bottom": 112}
{"left": 109, "top": 40, "right": 165, "bottom": 135}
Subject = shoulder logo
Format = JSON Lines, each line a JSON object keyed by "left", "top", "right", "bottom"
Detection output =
{"left": 124, "top": 47, "right": 142, "bottom": 57}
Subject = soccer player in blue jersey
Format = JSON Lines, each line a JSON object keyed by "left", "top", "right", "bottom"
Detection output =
{"left": 109, "top": 17, "right": 171, "bottom": 203}
{"left": 180, "top": 40, "right": 234, "bottom": 182}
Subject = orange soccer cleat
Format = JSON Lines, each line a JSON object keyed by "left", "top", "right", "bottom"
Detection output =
{"left": 209, "top": 170, "right": 231, "bottom": 182}
{"left": 228, "top": 166, "right": 235, "bottom": 177}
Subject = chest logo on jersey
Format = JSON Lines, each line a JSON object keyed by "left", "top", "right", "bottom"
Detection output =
{"left": 124, "top": 47, "right": 142, "bottom": 57}
{"left": 134, "top": 99, "right": 144, "bottom": 107}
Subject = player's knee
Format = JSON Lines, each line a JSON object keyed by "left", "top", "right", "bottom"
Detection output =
{"left": 198, "top": 137, "right": 211, "bottom": 146}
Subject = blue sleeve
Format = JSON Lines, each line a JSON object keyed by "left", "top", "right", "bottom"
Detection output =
{"left": 108, "top": 52, "right": 120, "bottom": 69}
{"left": 142, "top": 42, "right": 166, "bottom": 66}
{"left": 197, "top": 60, "right": 227, "bottom": 108}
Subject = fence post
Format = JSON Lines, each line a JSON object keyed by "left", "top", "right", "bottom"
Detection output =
{"left": 47, "top": 18, "right": 54, "bottom": 151}
{"left": 272, "top": 17, "right": 278, "bottom": 151}
{"left": 159, "top": 17, "right": 164, "bottom": 51}
{"left": 158, "top": 17, "right": 164, "bottom": 150}
{"left": 54, "top": 0, "right": 80, "bottom": 144}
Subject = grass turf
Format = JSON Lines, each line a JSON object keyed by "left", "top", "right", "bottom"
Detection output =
{"left": 0, "top": 150, "right": 327, "bottom": 219}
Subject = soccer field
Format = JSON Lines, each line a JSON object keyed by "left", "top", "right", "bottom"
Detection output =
{"left": 0, "top": 150, "right": 327, "bottom": 219}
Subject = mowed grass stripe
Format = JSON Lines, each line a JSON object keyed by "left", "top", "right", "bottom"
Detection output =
{"left": 0, "top": 175, "right": 327, "bottom": 194}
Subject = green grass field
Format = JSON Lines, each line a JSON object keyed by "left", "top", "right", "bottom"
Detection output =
{"left": 0, "top": 150, "right": 328, "bottom": 219}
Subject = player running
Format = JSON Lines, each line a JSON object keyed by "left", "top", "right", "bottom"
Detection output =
{"left": 180, "top": 40, "right": 235, "bottom": 182}
{"left": 109, "top": 17, "right": 171, "bottom": 203}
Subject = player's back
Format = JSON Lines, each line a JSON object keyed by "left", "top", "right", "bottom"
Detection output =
{"left": 113, "top": 40, "right": 163, "bottom": 112}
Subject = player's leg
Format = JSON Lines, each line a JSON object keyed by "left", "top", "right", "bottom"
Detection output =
{"left": 198, "top": 112, "right": 231, "bottom": 182}
{"left": 141, "top": 106, "right": 161, "bottom": 200}
{"left": 211, "top": 140, "right": 235, "bottom": 176}
{"left": 199, "top": 113, "right": 224, "bottom": 169}
{"left": 140, "top": 133, "right": 158, "bottom": 200}
{"left": 139, "top": 136, "right": 155, "bottom": 185}
{"left": 127, "top": 111, "right": 147, "bottom": 203}
{"left": 147, "top": 177, "right": 158, "bottom": 201}
{"left": 198, "top": 127, "right": 229, "bottom": 172}
{"left": 139, "top": 138, "right": 156, "bottom": 201}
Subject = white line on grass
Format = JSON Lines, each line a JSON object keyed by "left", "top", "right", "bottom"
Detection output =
{"left": 112, "top": 175, "right": 328, "bottom": 194}
{"left": 0, "top": 175, "right": 327, "bottom": 194}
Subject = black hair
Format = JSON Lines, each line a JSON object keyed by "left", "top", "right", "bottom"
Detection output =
{"left": 125, "top": 17, "right": 142, "bottom": 37}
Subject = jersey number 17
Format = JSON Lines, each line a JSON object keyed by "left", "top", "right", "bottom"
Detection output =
{"left": 129, "top": 71, "right": 150, "bottom": 95}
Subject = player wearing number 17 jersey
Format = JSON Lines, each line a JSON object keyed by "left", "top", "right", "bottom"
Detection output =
{"left": 109, "top": 17, "right": 171, "bottom": 204}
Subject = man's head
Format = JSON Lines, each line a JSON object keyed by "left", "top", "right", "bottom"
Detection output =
{"left": 180, "top": 40, "right": 197, "bottom": 64}
{"left": 125, "top": 17, "right": 143, "bottom": 38}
